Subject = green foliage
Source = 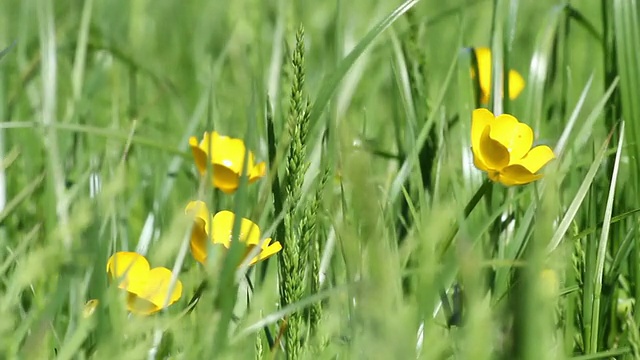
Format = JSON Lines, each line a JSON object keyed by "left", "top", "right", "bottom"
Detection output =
{"left": 278, "top": 24, "right": 312, "bottom": 359}
{"left": 1, "top": 0, "right": 640, "bottom": 359}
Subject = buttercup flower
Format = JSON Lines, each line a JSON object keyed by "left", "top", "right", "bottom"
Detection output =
{"left": 106, "top": 252, "right": 183, "bottom": 315}
{"left": 186, "top": 201, "right": 282, "bottom": 266}
{"left": 471, "top": 108, "right": 555, "bottom": 185}
{"left": 189, "top": 132, "right": 267, "bottom": 194}
{"left": 472, "top": 47, "right": 525, "bottom": 104}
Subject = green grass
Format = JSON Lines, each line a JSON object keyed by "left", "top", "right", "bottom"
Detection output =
{"left": 1, "top": 0, "right": 640, "bottom": 358}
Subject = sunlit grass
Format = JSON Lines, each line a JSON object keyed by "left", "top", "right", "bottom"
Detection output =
{"left": 0, "top": 0, "right": 639, "bottom": 359}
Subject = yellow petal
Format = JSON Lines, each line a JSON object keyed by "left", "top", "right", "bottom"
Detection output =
{"left": 473, "top": 47, "right": 492, "bottom": 104}
{"left": 212, "top": 210, "right": 261, "bottom": 247}
{"left": 489, "top": 114, "right": 533, "bottom": 162}
{"left": 211, "top": 211, "right": 234, "bottom": 247}
{"left": 247, "top": 240, "right": 282, "bottom": 265}
{"left": 190, "top": 131, "right": 266, "bottom": 192}
{"left": 498, "top": 146, "right": 554, "bottom": 186}
{"left": 499, "top": 164, "right": 542, "bottom": 185}
{"left": 488, "top": 171, "right": 501, "bottom": 183}
{"left": 471, "top": 108, "right": 494, "bottom": 171}
{"left": 211, "top": 136, "right": 248, "bottom": 175}
{"left": 132, "top": 267, "right": 182, "bottom": 309}
{"left": 191, "top": 132, "right": 245, "bottom": 191}
{"left": 508, "top": 69, "right": 525, "bottom": 100}
{"left": 126, "top": 293, "right": 161, "bottom": 315}
{"left": 473, "top": 47, "right": 525, "bottom": 103}
{"left": 250, "top": 162, "right": 267, "bottom": 182}
{"left": 189, "top": 134, "right": 210, "bottom": 174}
{"left": 106, "top": 252, "right": 150, "bottom": 292}
{"left": 479, "top": 125, "right": 509, "bottom": 171}
{"left": 190, "top": 239, "right": 207, "bottom": 264}
{"left": 186, "top": 201, "right": 213, "bottom": 264}
{"left": 189, "top": 223, "right": 209, "bottom": 264}
{"left": 512, "top": 145, "right": 555, "bottom": 173}
{"left": 239, "top": 219, "right": 262, "bottom": 246}
{"left": 258, "top": 240, "right": 283, "bottom": 262}
{"left": 212, "top": 164, "right": 240, "bottom": 192}
{"left": 185, "top": 201, "right": 211, "bottom": 230}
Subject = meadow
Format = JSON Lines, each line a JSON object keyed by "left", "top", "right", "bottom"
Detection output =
{"left": 1, "top": 0, "right": 639, "bottom": 359}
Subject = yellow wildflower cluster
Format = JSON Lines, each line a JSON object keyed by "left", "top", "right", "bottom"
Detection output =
{"left": 470, "top": 48, "right": 555, "bottom": 185}
{"left": 186, "top": 131, "right": 281, "bottom": 266}
{"left": 472, "top": 47, "right": 526, "bottom": 104}
{"left": 88, "top": 131, "right": 279, "bottom": 316}
{"left": 87, "top": 48, "right": 552, "bottom": 317}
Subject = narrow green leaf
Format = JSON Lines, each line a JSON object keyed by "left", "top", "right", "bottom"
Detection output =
{"left": 0, "top": 41, "right": 16, "bottom": 62}
{"left": 309, "top": 0, "right": 420, "bottom": 128}
{"left": 589, "top": 121, "right": 624, "bottom": 353}
{"left": 525, "top": 4, "right": 565, "bottom": 131}
{"left": 546, "top": 130, "right": 615, "bottom": 253}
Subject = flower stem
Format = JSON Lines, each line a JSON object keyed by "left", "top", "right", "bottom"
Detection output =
{"left": 438, "top": 178, "right": 493, "bottom": 258}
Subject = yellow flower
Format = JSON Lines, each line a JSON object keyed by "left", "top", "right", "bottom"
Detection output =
{"left": 106, "top": 252, "right": 183, "bottom": 315}
{"left": 186, "top": 201, "right": 282, "bottom": 266}
{"left": 471, "top": 108, "right": 555, "bottom": 185}
{"left": 189, "top": 131, "right": 267, "bottom": 193}
{"left": 472, "top": 47, "right": 525, "bottom": 104}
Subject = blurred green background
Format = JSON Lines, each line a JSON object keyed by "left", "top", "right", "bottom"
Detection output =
{"left": 1, "top": 0, "right": 639, "bottom": 359}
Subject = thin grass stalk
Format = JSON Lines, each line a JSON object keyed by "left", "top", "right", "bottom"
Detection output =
{"left": 278, "top": 25, "right": 311, "bottom": 359}
{"left": 590, "top": 121, "right": 625, "bottom": 353}
{"left": 308, "top": 166, "right": 330, "bottom": 344}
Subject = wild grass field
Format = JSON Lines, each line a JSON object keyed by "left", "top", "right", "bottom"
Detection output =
{"left": 1, "top": 0, "right": 640, "bottom": 359}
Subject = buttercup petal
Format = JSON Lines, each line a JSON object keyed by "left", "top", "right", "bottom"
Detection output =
{"left": 211, "top": 210, "right": 234, "bottom": 247}
{"left": 259, "top": 240, "right": 282, "bottom": 259}
{"left": 499, "top": 164, "right": 542, "bottom": 185}
{"left": 250, "top": 162, "right": 267, "bottom": 182}
{"left": 189, "top": 135, "right": 209, "bottom": 174}
{"left": 106, "top": 253, "right": 182, "bottom": 315}
{"left": 473, "top": 47, "right": 493, "bottom": 104}
{"left": 106, "top": 252, "right": 150, "bottom": 292}
{"left": 479, "top": 126, "right": 510, "bottom": 170}
{"left": 508, "top": 69, "right": 525, "bottom": 100}
{"left": 488, "top": 171, "right": 501, "bottom": 183}
{"left": 212, "top": 164, "right": 240, "bottom": 193}
{"left": 190, "top": 131, "right": 266, "bottom": 192}
{"left": 247, "top": 240, "right": 283, "bottom": 265}
{"left": 189, "top": 206, "right": 279, "bottom": 267}
{"left": 488, "top": 114, "right": 533, "bottom": 162}
{"left": 472, "top": 47, "right": 525, "bottom": 103}
{"left": 126, "top": 293, "right": 161, "bottom": 315}
{"left": 211, "top": 136, "right": 249, "bottom": 175}
{"left": 124, "top": 268, "right": 183, "bottom": 315}
{"left": 185, "top": 201, "right": 212, "bottom": 229}
{"left": 186, "top": 201, "right": 213, "bottom": 264}
{"left": 132, "top": 267, "right": 183, "bottom": 309}
{"left": 471, "top": 109, "right": 495, "bottom": 171}
{"left": 189, "top": 237, "right": 208, "bottom": 264}
{"left": 511, "top": 145, "right": 555, "bottom": 173}
{"left": 473, "top": 154, "right": 489, "bottom": 172}
{"left": 211, "top": 210, "right": 261, "bottom": 247}
{"left": 189, "top": 221, "right": 209, "bottom": 265}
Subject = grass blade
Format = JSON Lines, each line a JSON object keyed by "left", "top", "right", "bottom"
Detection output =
{"left": 309, "top": 0, "right": 420, "bottom": 128}
{"left": 546, "top": 130, "right": 615, "bottom": 253}
{"left": 588, "top": 121, "right": 624, "bottom": 353}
